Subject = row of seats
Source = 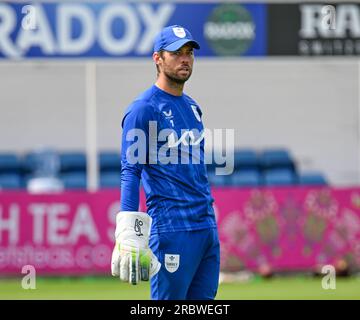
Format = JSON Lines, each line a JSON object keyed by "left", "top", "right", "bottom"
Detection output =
{"left": 207, "top": 149, "right": 326, "bottom": 186}
{"left": 0, "top": 172, "right": 121, "bottom": 190}
{"left": 0, "top": 150, "right": 122, "bottom": 191}
{"left": 0, "top": 149, "right": 295, "bottom": 174}
{"left": 208, "top": 149, "right": 296, "bottom": 172}
{"left": 0, "top": 151, "right": 121, "bottom": 174}
{"left": 208, "top": 169, "right": 327, "bottom": 187}
{"left": 0, "top": 148, "right": 328, "bottom": 190}
{"left": 0, "top": 169, "right": 327, "bottom": 190}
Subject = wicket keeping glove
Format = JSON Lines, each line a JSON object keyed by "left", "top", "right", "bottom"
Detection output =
{"left": 111, "top": 211, "right": 161, "bottom": 285}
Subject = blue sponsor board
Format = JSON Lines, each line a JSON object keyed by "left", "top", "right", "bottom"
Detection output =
{"left": 0, "top": 2, "right": 266, "bottom": 59}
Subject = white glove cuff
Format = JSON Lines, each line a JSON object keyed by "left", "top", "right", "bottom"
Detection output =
{"left": 115, "top": 211, "right": 152, "bottom": 247}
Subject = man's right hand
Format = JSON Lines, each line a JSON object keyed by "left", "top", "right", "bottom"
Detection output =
{"left": 111, "top": 211, "right": 161, "bottom": 285}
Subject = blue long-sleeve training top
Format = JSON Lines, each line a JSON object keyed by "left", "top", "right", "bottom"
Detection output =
{"left": 120, "top": 84, "right": 216, "bottom": 234}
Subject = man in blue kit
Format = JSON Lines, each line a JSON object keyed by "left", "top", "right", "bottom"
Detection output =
{"left": 111, "top": 25, "right": 220, "bottom": 300}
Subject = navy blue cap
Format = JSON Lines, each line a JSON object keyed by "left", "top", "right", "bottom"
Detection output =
{"left": 153, "top": 25, "right": 200, "bottom": 52}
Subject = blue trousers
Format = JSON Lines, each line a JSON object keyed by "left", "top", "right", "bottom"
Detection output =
{"left": 149, "top": 227, "right": 220, "bottom": 300}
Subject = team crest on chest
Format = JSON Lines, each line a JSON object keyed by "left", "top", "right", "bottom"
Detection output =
{"left": 191, "top": 105, "right": 201, "bottom": 122}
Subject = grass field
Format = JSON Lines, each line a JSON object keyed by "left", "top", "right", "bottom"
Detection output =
{"left": 0, "top": 275, "right": 359, "bottom": 300}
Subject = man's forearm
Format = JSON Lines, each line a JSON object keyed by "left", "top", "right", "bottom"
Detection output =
{"left": 120, "top": 165, "right": 142, "bottom": 211}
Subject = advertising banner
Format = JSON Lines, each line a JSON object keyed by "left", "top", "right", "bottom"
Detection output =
{"left": 1, "top": 2, "right": 358, "bottom": 58}
{"left": 0, "top": 187, "right": 360, "bottom": 275}
{"left": 0, "top": 190, "right": 122, "bottom": 275}
{"left": 268, "top": 3, "right": 360, "bottom": 56}
{"left": 216, "top": 187, "right": 360, "bottom": 272}
{"left": 0, "top": 2, "right": 266, "bottom": 59}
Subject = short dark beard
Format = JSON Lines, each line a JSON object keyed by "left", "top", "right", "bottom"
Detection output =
{"left": 163, "top": 69, "right": 191, "bottom": 85}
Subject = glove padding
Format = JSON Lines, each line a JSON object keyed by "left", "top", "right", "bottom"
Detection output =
{"left": 111, "top": 211, "right": 161, "bottom": 285}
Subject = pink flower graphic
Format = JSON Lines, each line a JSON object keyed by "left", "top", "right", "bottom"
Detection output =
{"left": 305, "top": 189, "right": 338, "bottom": 220}
{"left": 244, "top": 190, "right": 278, "bottom": 222}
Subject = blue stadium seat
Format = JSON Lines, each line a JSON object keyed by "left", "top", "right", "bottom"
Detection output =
{"left": 206, "top": 150, "right": 236, "bottom": 175}
{"left": 22, "top": 153, "right": 37, "bottom": 173}
{"left": 205, "top": 150, "right": 218, "bottom": 173}
{"left": 22, "top": 149, "right": 60, "bottom": 176}
{"left": 260, "top": 149, "right": 295, "bottom": 171}
{"left": 0, "top": 174, "right": 23, "bottom": 190}
{"left": 60, "top": 152, "right": 86, "bottom": 173}
{"left": 298, "top": 172, "right": 327, "bottom": 186}
{"left": 231, "top": 169, "right": 261, "bottom": 187}
{"left": 263, "top": 168, "right": 296, "bottom": 186}
{"left": 234, "top": 149, "right": 259, "bottom": 170}
{"left": 60, "top": 172, "right": 87, "bottom": 190}
{"left": 207, "top": 171, "right": 228, "bottom": 186}
{"left": 100, "top": 172, "right": 121, "bottom": 189}
{"left": 0, "top": 154, "right": 21, "bottom": 173}
{"left": 99, "top": 152, "right": 121, "bottom": 172}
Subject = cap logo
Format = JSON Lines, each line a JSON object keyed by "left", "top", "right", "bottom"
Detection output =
{"left": 172, "top": 27, "right": 186, "bottom": 38}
